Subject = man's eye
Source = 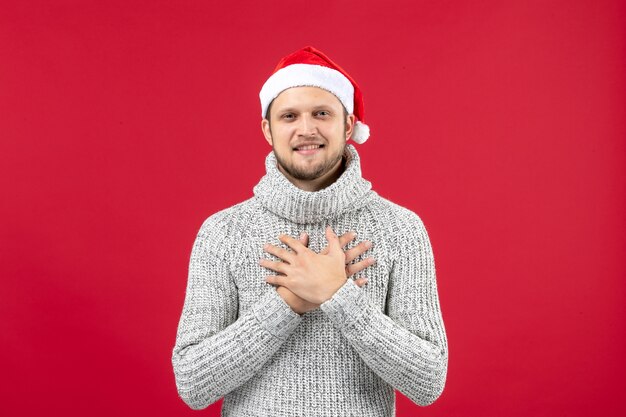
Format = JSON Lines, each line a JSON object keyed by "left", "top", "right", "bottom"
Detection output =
{"left": 282, "top": 114, "right": 295, "bottom": 119}
{"left": 317, "top": 111, "right": 329, "bottom": 116}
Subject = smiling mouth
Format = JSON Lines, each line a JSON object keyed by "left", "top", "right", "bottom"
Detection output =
{"left": 293, "top": 144, "right": 325, "bottom": 151}
{"left": 293, "top": 144, "right": 325, "bottom": 155}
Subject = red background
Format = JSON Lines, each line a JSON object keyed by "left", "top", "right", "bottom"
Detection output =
{"left": 1, "top": 1, "right": 624, "bottom": 415}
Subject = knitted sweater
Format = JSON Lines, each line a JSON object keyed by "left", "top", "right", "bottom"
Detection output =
{"left": 171, "top": 144, "right": 448, "bottom": 416}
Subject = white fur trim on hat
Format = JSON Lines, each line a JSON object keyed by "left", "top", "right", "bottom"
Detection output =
{"left": 260, "top": 63, "right": 354, "bottom": 118}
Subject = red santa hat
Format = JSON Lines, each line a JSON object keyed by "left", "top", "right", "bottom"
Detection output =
{"left": 259, "top": 46, "right": 370, "bottom": 144}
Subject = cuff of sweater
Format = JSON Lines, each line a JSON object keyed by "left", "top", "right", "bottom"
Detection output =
{"left": 252, "top": 288, "right": 302, "bottom": 341}
{"left": 320, "top": 279, "right": 369, "bottom": 328}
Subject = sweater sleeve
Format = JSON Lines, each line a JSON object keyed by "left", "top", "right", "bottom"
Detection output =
{"left": 171, "top": 214, "right": 303, "bottom": 410}
{"left": 319, "top": 211, "right": 448, "bottom": 406}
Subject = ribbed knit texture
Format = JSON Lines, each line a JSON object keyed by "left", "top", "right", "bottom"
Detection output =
{"left": 171, "top": 144, "right": 448, "bottom": 416}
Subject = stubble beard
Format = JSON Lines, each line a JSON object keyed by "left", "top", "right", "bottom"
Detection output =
{"left": 273, "top": 141, "right": 346, "bottom": 181}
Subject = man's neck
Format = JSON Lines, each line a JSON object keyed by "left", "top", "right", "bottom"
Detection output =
{"left": 279, "top": 157, "right": 346, "bottom": 192}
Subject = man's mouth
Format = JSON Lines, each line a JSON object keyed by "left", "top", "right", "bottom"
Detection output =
{"left": 293, "top": 144, "right": 325, "bottom": 154}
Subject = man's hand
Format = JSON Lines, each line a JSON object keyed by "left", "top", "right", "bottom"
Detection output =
{"left": 272, "top": 232, "right": 373, "bottom": 314}
{"left": 260, "top": 226, "right": 371, "bottom": 306}
{"left": 319, "top": 231, "right": 376, "bottom": 277}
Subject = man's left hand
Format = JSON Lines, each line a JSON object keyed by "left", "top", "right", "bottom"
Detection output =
{"left": 260, "top": 226, "right": 347, "bottom": 304}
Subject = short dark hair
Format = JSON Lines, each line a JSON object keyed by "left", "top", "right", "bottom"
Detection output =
{"left": 265, "top": 99, "right": 275, "bottom": 126}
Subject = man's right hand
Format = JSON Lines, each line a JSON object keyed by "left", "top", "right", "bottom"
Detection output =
{"left": 274, "top": 231, "right": 375, "bottom": 315}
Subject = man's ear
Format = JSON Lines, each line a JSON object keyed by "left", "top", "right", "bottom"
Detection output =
{"left": 345, "top": 114, "right": 356, "bottom": 140}
{"left": 261, "top": 118, "right": 273, "bottom": 146}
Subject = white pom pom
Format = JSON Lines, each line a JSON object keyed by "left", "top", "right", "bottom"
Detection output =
{"left": 351, "top": 121, "right": 370, "bottom": 144}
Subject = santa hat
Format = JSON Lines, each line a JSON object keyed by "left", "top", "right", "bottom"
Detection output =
{"left": 259, "top": 46, "right": 370, "bottom": 144}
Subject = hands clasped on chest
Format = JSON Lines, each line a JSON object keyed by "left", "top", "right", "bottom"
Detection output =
{"left": 259, "top": 225, "right": 376, "bottom": 314}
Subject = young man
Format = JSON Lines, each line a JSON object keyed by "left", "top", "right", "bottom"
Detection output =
{"left": 172, "top": 46, "right": 448, "bottom": 416}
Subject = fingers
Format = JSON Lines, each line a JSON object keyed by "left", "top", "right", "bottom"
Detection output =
{"left": 321, "top": 230, "right": 355, "bottom": 255}
{"left": 324, "top": 226, "right": 342, "bottom": 254}
{"left": 344, "top": 240, "right": 373, "bottom": 264}
{"left": 301, "top": 228, "right": 362, "bottom": 256}
{"left": 278, "top": 233, "right": 308, "bottom": 253}
{"left": 263, "top": 243, "right": 296, "bottom": 264}
{"left": 259, "top": 258, "right": 288, "bottom": 274}
{"left": 298, "top": 232, "right": 309, "bottom": 247}
{"left": 337, "top": 231, "right": 357, "bottom": 248}
{"left": 346, "top": 257, "right": 376, "bottom": 277}
{"left": 354, "top": 277, "right": 369, "bottom": 287}
{"left": 265, "top": 275, "right": 289, "bottom": 287}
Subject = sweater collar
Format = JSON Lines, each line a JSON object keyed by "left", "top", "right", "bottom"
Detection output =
{"left": 253, "top": 144, "right": 374, "bottom": 224}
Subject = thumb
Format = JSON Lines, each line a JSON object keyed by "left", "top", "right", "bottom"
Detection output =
{"left": 298, "top": 232, "right": 309, "bottom": 247}
{"left": 325, "top": 226, "right": 340, "bottom": 252}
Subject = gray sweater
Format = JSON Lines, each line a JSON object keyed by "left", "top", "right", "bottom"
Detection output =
{"left": 171, "top": 144, "right": 448, "bottom": 416}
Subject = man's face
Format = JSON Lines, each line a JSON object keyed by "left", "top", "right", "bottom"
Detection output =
{"left": 261, "top": 86, "right": 355, "bottom": 183}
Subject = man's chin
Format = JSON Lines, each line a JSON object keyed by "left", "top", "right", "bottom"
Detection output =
{"left": 275, "top": 150, "right": 341, "bottom": 182}
{"left": 285, "top": 167, "right": 325, "bottom": 181}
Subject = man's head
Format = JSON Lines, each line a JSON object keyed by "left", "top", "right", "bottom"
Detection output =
{"left": 260, "top": 46, "right": 370, "bottom": 144}
{"left": 259, "top": 46, "right": 370, "bottom": 190}
{"left": 261, "top": 86, "right": 355, "bottom": 185}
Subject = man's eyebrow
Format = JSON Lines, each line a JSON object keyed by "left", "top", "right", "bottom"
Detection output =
{"left": 274, "top": 107, "right": 298, "bottom": 113}
{"left": 274, "top": 105, "right": 334, "bottom": 113}
{"left": 311, "top": 105, "right": 333, "bottom": 110}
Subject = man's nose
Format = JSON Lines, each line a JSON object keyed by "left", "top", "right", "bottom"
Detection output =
{"left": 296, "top": 114, "right": 317, "bottom": 136}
